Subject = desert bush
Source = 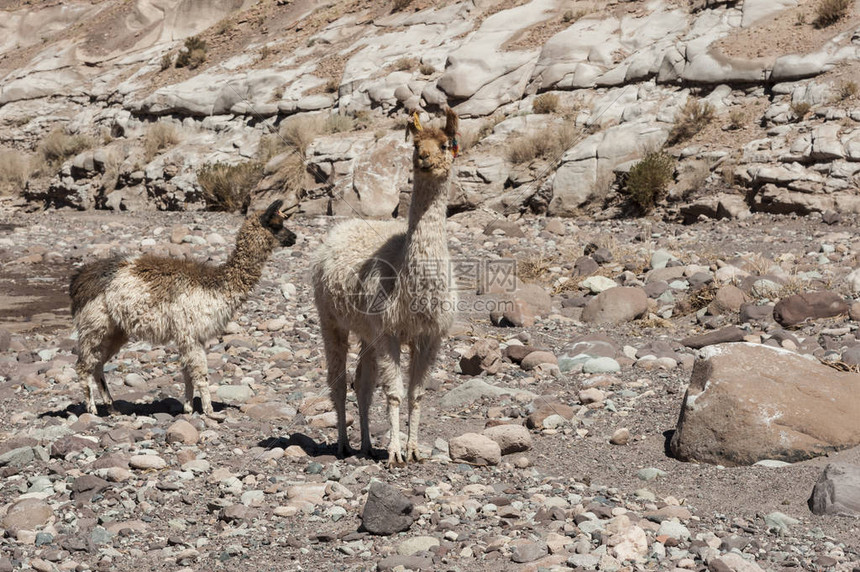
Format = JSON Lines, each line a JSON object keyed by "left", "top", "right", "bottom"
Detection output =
{"left": 668, "top": 98, "right": 715, "bottom": 144}
{"left": 278, "top": 115, "right": 323, "bottom": 156}
{"left": 160, "top": 53, "right": 173, "bottom": 71}
{"left": 175, "top": 36, "right": 207, "bottom": 69}
{"left": 533, "top": 93, "right": 559, "bottom": 114}
{"left": 790, "top": 100, "right": 812, "bottom": 121}
{"left": 727, "top": 108, "right": 746, "bottom": 130}
{"left": 624, "top": 150, "right": 675, "bottom": 213}
{"left": 325, "top": 113, "right": 355, "bottom": 134}
{"left": 393, "top": 0, "right": 413, "bottom": 11}
{"left": 37, "top": 129, "right": 94, "bottom": 168}
{"left": 815, "top": 0, "right": 852, "bottom": 27}
{"left": 838, "top": 80, "right": 858, "bottom": 100}
{"left": 142, "top": 122, "right": 180, "bottom": 163}
{"left": 0, "top": 150, "right": 31, "bottom": 194}
{"left": 419, "top": 63, "right": 435, "bottom": 76}
{"left": 506, "top": 123, "right": 578, "bottom": 164}
{"left": 324, "top": 77, "right": 339, "bottom": 93}
{"left": 393, "top": 57, "right": 418, "bottom": 71}
{"left": 197, "top": 161, "right": 264, "bottom": 212}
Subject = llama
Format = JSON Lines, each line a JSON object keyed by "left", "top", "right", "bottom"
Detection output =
{"left": 312, "top": 108, "right": 459, "bottom": 465}
{"left": 69, "top": 200, "right": 296, "bottom": 419}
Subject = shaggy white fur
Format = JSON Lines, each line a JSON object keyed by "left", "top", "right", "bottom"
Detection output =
{"left": 70, "top": 201, "right": 295, "bottom": 418}
{"left": 312, "top": 108, "right": 459, "bottom": 465}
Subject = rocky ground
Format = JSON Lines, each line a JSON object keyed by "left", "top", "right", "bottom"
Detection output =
{"left": 1, "top": 207, "right": 859, "bottom": 572}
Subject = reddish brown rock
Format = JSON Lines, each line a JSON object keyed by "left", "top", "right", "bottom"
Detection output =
{"left": 707, "top": 285, "right": 748, "bottom": 315}
{"left": 581, "top": 287, "right": 648, "bottom": 324}
{"left": 526, "top": 402, "right": 575, "bottom": 429}
{"left": 681, "top": 326, "right": 745, "bottom": 349}
{"left": 459, "top": 339, "right": 502, "bottom": 375}
{"left": 670, "top": 343, "right": 860, "bottom": 466}
{"left": 773, "top": 291, "right": 849, "bottom": 327}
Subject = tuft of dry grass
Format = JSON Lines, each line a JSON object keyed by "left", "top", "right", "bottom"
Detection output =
{"left": 838, "top": 79, "right": 858, "bottom": 101}
{"left": 37, "top": 129, "right": 94, "bottom": 169}
{"left": 197, "top": 161, "right": 264, "bottom": 212}
{"left": 160, "top": 53, "right": 172, "bottom": 71}
{"left": 506, "top": 123, "right": 578, "bottom": 164}
{"left": 142, "top": 122, "right": 180, "bottom": 163}
{"left": 392, "top": 0, "right": 413, "bottom": 11}
{"left": 0, "top": 150, "right": 32, "bottom": 195}
{"left": 419, "top": 63, "right": 436, "bottom": 76}
{"left": 790, "top": 100, "right": 812, "bottom": 121}
{"left": 393, "top": 57, "right": 418, "bottom": 71}
{"left": 815, "top": 0, "right": 852, "bottom": 27}
{"left": 727, "top": 108, "right": 746, "bottom": 130}
{"left": 533, "top": 93, "right": 559, "bottom": 114}
{"left": 459, "top": 114, "right": 504, "bottom": 152}
{"left": 668, "top": 98, "right": 715, "bottom": 145}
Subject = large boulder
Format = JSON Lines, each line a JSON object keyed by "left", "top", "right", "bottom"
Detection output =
{"left": 808, "top": 463, "right": 860, "bottom": 517}
{"left": 670, "top": 343, "right": 860, "bottom": 466}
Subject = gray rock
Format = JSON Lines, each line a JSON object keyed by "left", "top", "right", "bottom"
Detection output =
{"left": 361, "top": 481, "right": 415, "bottom": 535}
{"left": 808, "top": 463, "right": 860, "bottom": 516}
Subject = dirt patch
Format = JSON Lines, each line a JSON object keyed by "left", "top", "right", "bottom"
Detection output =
{"left": 716, "top": 0, "right": 860, "bottom": 60}
{"left": 0, "top": 265, "right": 72, "bottom": 334}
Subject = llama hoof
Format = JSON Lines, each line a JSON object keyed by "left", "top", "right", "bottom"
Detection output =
{"left": 387, "top": 451, "right": 405, "bottom": 467}
{"left": 406, "top": 449, "right": 422, "bottom": 464}
{"left": 337, "top": 443, "right": 356, "bottom": 459}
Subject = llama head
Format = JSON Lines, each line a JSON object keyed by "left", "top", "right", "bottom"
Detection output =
{"left": 406, "top": 107, "right": 460, "bottom": 179}
{"left": 259, "top": 199, "right": 297, "bottom": 247}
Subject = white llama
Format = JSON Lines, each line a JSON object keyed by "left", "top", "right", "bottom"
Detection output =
{"left": 312, "top": 108, "right": 459, "bottom": 465}
{"left": 69, "top": 200, "right": 296, "bottom": 418}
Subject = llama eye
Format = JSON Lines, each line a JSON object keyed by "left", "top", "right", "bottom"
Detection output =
{"left": 441, "top": 142, "right": 449, "bottom": 150}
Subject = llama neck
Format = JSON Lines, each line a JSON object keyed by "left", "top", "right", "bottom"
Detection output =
{"left": 221, "top": 218, "right": 275, "bottom": 307}
{"left": 404, "top": 172, "right": 450, "bottom": 273}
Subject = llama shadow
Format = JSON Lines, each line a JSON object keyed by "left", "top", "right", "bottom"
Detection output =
{"left": 39, "top": 397, "right": 234, "bottom": 419}
{"left": 259, "top": 433, "right": 388, "bottom": 461}
{"left": 663, "top": 429, "right": 676, "bottom": 458}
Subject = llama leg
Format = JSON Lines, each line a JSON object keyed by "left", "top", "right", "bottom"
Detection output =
{"left": 96, "top": 328, "right": 128, "bottom": 412}
{"left": 322, "top": 322, "right": 352, "bottom": 456}
{"left": 75, "top": 313, "right": 108, "bottom": 415}
{"left": 405, "top": 336, "right": 441, "bottom": 463}
{"left": 182, "top": 343, "right": 221, "bottom": 419}
{"left": 355, "top": 341, "right": 377, "bottom": 456}
{"left": 377, "top": 336, "right": 404, "bottom": 466}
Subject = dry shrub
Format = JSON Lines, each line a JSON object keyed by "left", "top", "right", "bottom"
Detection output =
{"left": 143, "top": 122, "right": 180, "bottom": 163}
{"left": 325, "top": 78, "right": 339, "bottom": 93}
{"left": 393, "top": 0, "right": 413, "bottom": 11}
{"left": 197, "top": 161, "right": 264, "bottom": 212}
{"left": 0, "top": 150, "right": 31, "bottom": 195}
{"left": 727, "top": 108, "right": 746, "bottom": 130}
{"left": 790, "top": 100, "right": 811, "bottom": 121}
{"left": 393, "top": 57, "right": 418, "bottom": 71}
{"left": 278, "top": 115, "right": 323, "bottom": 156}
{"left": 533, "top": 93, "right": 559, "bottom": 114}
{"left": 815, "top": 0, "right": 852, "bottom": 27}
{"left": 459, "top": 115, "right": 503, "bottom": 152}
{"left": 324, "top": 113, "right": 355, "bottom": 134}
{"left": 419, "top": 63, "right": 436, "bottom": 76}
{"left": 175, "top": 36, "right": 207, "bottom": 69}
{"left": 669, "top": 98, "right": 715, "bottom": 145}
{"left": 516, "top": 253, "right": 555, "bottom": 284}
{"left": 37, "top": 129, "right": 94, "bottom": 168}
{"left": 506, "top": 123, "right": 578, "bottom": 164}
{"left": 624, "top": 150, "right": 675, "bottom": 213}
{"left": 838, "top": 79, "right": 858, "bottom": 100}
{"left": 160, "top": 53, "right": 173, "bottom": 71}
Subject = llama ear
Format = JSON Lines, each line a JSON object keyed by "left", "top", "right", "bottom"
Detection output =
{"left": 261, "top": 200, "right": 283, "bottom": 224}
{"left": 279, "top": 202, "right": 300, "bottom": 219}
{"left": 405, "top": 111, "right": 423, "bottom": 141}
{"left": 443, "top": 107, "right": 459, "bottom": 139}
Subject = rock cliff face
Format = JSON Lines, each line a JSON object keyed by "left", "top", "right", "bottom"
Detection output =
{"left": 2, "top": 0, "right": 860, "bottom": 218}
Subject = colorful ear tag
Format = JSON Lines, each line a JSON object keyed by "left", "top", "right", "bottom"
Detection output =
{"left": 450, "top": 134, "right": 460, "bottom": 158}
{"left": 412, "top": 112, "right": 423, "bottom": 131}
